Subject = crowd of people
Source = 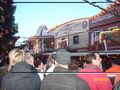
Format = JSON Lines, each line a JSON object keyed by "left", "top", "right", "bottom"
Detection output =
{"left": 0, "top": 48, "right": 120, "bottom": 90}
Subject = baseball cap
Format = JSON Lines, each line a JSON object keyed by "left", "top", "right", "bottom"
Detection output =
{"left": 53, "top": 48, "right": 71, "bottom": 65}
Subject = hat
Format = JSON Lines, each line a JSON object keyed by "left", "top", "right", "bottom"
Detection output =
{"left": 53, "top": 48, "right": 71, "bottom": 65}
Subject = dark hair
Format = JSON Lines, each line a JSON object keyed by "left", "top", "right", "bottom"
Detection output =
{"left": 34, "top": 56, "right": 43, "bottom": 68}
{"left": 68, "top": 63, "right": 78, "bottom": 70}
{"left": 110, "top": 58, "right": 120, "bottom": 65}
{"left": 86, "top": 53, "right": 96, "bottom": 64}
{"left": 68, "top": 58, "right": 80, "bottom": 70}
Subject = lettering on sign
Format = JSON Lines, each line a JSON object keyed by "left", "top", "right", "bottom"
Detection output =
{"left": 92, "top": 13, "right": 114, "bottom": 24}
{"left": 54, "top": 19, "right": 89, "bottom": 38}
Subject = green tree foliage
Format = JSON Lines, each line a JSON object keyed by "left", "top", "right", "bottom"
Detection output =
{"left": 0, "top": 0, "right": 18, "bottom": 54}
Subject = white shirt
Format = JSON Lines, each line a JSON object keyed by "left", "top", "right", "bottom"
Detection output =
{"left": 45, "top": 64, "right": 55, "bottom": 76}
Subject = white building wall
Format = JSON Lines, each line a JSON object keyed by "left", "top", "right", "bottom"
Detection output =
{"left": 69, "top": 32, "right": 89, "bottom": 49}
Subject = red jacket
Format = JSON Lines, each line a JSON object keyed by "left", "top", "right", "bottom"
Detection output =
{"left": 77, "top": 64, "right": 112, "bottom": 90}
{"left": 106, "top": 65, "right": 120, "bottom": 87}
{"left": 106, "top": 65, "right": 120, "bottom": 72}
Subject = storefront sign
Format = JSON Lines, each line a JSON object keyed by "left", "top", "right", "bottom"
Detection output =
{"left": 54, "top": 19, "right": 89, "bottom": 38}
{"left": 91, "top": 8, "right": 120, "bottom": 24}
{"left": 92, "top": 13, "right": 114, "bottom": 24}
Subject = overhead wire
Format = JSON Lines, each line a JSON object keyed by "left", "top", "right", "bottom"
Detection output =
{"left": 82, "top": 0, "right": 120, "bottom": 17}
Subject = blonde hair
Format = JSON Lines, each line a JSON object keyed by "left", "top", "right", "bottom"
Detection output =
{"left": 24, "top": 52, "right": 33, "bottom": 60}
{"left": 8, "top": 48, "right": 25, "bottom": 71}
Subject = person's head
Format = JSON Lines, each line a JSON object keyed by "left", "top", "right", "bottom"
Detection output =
{"left": 86, "top": 53, "right": 102, "bottom": 66}
{"left": 8, "top": 48, "right": 25, "bottom": 71}
{"left": 24, "top": 52, "right": 34, "bottom": 66}
{"left": 34, "top": 57, "right": 44, "bottom": 70}
{"left": 47, "top": 54, "right": 55, "bottom": 65}
{"left": 53, "top": 48, "right": 71, "bottom": 68}
{"left": 68, "top": 63, "right": 79, "bottom": 70}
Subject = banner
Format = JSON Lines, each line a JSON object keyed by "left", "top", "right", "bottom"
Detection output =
{"left": 99, "top": 28, "right": 120, "bottom": 49}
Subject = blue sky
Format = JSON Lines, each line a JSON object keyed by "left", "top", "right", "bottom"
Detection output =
{"left": 13, "top": 0, "right": 112, "bottom": 45}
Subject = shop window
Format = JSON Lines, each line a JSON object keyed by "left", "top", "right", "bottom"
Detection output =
{"left": 73, "top": 35, "right": 79, "bottom": 44}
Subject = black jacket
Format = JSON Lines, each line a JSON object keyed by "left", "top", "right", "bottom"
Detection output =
{"left": 40, "top": 67, "right": 90, "bottom": 90}
{"left": 1, "top": 61, "right": 41, "bottom": 90}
